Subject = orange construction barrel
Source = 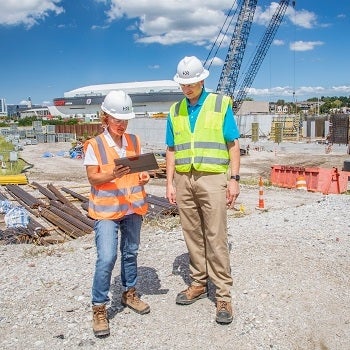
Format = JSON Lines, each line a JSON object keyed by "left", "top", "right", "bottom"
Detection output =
{"left": 296, "top": 175, "right": 307, "bottom": 190}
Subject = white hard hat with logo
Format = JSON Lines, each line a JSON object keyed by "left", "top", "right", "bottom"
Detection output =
{"left": 173, "top": 56, "right": 210, "bottom": 84}
{"left": 101, "top": 90, "right": 135, "bottom": 120}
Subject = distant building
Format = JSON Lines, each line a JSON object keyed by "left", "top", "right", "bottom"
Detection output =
{"left": 53, "top": 80, "right": 184, "bottom": 119}
{"left": 19, "top": 106, "right": 67, "bottom": 119}
{"left": 236, "top": 101, "right": 270, "bottom": 115}
{"left": 20, "top": 107, "right": 52, "bottom": 119}
{"left": 6, "top": 103, "right": 32, "bottom": 118}
{"left": 296, "top": 100, "right": 324, "bottom": 115}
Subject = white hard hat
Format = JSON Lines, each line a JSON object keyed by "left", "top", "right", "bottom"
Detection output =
{"left": 173, "top": 56, "right": 209, "bottom": 84}
{"left": 101, "top": 90, "right": 135, "bottom": 120}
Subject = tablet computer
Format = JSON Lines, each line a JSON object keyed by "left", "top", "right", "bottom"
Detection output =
{"left": 114, "top": 152, "right": 159, "bottom": 174}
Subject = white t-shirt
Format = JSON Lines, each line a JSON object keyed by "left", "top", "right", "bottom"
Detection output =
{"left": 83, "top": 130, "right": 129, "bottom": 166}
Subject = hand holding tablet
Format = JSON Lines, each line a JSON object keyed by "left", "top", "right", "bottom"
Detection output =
{"left": 114, "top": 153, "right": 159, "bottom": 174}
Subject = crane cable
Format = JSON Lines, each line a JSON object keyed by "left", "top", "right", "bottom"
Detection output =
{"left": 204, "top": 0, "right": 239, "bottom": 70}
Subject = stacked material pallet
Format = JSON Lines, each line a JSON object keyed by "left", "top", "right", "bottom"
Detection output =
{"left": 270, "top": 116, "right": 300, "bottom": 142}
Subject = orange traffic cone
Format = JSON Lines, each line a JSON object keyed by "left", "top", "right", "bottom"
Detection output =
{"left": 256, "top": 177, "right": 265, "bottom": 210}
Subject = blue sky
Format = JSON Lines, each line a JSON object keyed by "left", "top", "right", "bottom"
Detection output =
{"left": 0, "top": 0, "right": 349, "bottom": 105}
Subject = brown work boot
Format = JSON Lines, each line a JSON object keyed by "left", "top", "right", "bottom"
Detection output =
{"left": 121, "top": 287, "right": 150, "bottom": 314}
{"left": 92, "top": 305, "right": 110, "bottom": 337}
{"left": 176, "top": 284, "right": 208, "bottom": 305}
{"left": 215, "top": 300, "right": 233, "bottom": 324}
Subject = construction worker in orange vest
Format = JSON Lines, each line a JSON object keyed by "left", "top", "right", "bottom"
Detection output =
{"left": 84, "top": 90, "right": 150, "bottom": 338}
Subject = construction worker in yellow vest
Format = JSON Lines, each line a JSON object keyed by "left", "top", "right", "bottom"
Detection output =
{"left": 84, "top": 90, "right": 150, "bottom": 338}
{"left": 166, "top": 56, "right": 241, "bottom": 325}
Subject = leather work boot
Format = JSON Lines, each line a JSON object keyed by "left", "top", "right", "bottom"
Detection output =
{"left": 121, "top": 287, "right": 150, "bottom": 314}
{"left": 176, "top": 284, "right": 208, "bottom": 305}
{"left": 92, "top": 305, "right": 110, "bottom": 337}
{"left": 215, "top": 300, "right": 233, "bottom": 324}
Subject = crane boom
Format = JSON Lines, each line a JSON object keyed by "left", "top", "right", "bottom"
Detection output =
{"left": 216, "top": 0, "right": 258, "bottom": 97}
{"left": 233, "top": 0, "right": 291, "bottom": 112}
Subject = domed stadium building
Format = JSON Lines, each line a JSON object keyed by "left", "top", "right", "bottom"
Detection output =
{"left": 53, "top": 80, "right": 183, "bottom": 121}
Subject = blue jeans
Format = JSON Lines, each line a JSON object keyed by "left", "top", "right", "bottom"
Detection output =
{"left": 92, "top": 214, "right": 142, "bottom": 305}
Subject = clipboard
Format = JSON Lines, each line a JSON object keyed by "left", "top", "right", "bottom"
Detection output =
{"left": 114, "top": 152, "right": 159, "bottom": 174}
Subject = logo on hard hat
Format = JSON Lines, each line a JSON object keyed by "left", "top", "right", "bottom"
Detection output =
{"left": 123, "top": 106, "right": 130, "bottom": 112}
{"left": 182, "top": 71, "right": 190, "bottom": 76}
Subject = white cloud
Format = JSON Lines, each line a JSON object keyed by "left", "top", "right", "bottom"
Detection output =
{"left": 1, "top": 1, "right": 320, "bottom": 52}
{"left": 245, "top": 85, "right": 350, "bottom": 100}
{"left": 330, "top": 85, "right": 350, "bottom": 95}
{"left": 254, "top": 2, "right": 281, "bottom": 26}
{"left": 287, "top": 8, "right": 317, "bottom": 29}
{"left": 207, "top": 57, "right": 224, "bottom": 67}
{"left": 273, "top": 39, "right": 284, "bottom": 46}
{"left": 98, "top": 1, "right": 319, "bottom": 49}
{"left": 103, "top": 0, "right": 236, "bottom": 45}
{"left": 290, "top": 41, "right": 324, "bottom": 52}
{"left": 253, "top": 2, "right": 316, "bottom": 29}
{"left": 0, "top": 1, "right": 64, "bottom": 28}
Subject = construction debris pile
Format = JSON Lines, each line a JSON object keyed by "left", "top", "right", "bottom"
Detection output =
{"left": 0, "top": 183, "right": 177, "bottom": 245}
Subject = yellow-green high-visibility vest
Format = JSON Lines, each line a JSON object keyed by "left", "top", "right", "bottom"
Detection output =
{"left": 169, "top": 93, "right": 231, "bottom": 173}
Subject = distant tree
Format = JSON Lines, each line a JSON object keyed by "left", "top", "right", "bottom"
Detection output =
{"left": 320, "top": 100, "right": 333, "bottom": 113}
{"left": 333, "top": 99, "right": 342, "bottom": 109}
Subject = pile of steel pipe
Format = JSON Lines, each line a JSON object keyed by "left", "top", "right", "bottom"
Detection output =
{"left": 146, "top": 194, "right": 178, "bottom": 219}
{"left": 39, "top": 207, "right": 86, "bottom": 239}
{"left": 61, "top": 187, "right": 89, "bottom": 203}
{"left": 47, "top": 184, "right": 82, "bottom": 212}
{"left": 5, "top": 184, "right": 47, "bottom": 209}
{"left": 32, "top": 182, "right": 58, "bottom": 201}
{"left": 0, "top": 227, "right": 48, "bottom": 245}
{"left": 0, "top": 191, "right": 8, "bottom": 201}
{"left": 48, "top": 205, "right": 93, "bottom": 235}
{"left": 1, "top": 184, "right": 179, "bottom": 245}
{"left": 27, "top": 217, "right": 49, "bottom": 237}
{"left": 50, "top": 200, "right": 94, "bottom": 228}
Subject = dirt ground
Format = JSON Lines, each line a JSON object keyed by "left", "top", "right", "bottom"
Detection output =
{"left": 1, "top": 140, "right": 349, "bottom": 350}
{"left": 10, "top": 139, "right": 348, "bottom": 217}
{"left": 18, "top": 140, "right": 350, "bottom": 190}
{"left": 2, "top": 139, "right": 347, "bottom": 235}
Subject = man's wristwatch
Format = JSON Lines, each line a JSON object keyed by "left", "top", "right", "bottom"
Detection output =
{"left": 230, "top": 175, "right": 240, "bottom": 181}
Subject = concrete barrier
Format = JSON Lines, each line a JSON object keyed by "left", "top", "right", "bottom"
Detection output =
{"left": 270, "top": 165, "right": 350, "bottom": 194}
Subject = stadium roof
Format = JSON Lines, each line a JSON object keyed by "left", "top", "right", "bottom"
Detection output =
{"left": 64, "top": 80, "right": 182, "bottom": 98}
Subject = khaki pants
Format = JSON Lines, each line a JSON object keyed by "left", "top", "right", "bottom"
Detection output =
{"left": 174, "top": 170, "right": 233, "bottom": 301}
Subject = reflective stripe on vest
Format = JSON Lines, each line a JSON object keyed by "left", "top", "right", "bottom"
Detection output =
{"left": 170, "top": 93, "right": 230, "bottom": 173}
{"left": 94, "top": 133, "right": 138, "bottom": 165}
{"left": 86, "top": 133, "right": 148, "bottom": 220}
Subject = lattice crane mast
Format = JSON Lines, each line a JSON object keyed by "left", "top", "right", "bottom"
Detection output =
{"left": 216, "top": 0, "right": 258, "bottom": 97}
{"left": 210, "top": 0, "right": 293, "bottom": 113}
{"left": 233, "top": 0, "right": 292, "bottom": 112}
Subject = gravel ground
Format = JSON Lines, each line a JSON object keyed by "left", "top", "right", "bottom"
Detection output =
{"left": 0, "top": 141, "right": 349, "bottom": 350}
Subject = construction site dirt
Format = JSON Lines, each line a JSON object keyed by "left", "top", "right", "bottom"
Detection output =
{"left": 0, "top": 140, "right": 349, "bottom": 350}
{"left": 10, "top": 140, "right": 348, "bottom": 238}
{"left": 16, "top": 140, "right": 350, "bottom": 207}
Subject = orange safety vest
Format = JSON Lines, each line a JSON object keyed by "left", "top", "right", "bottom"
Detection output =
{"left": 84, "top": 132, "right": 148, "bottom": 220}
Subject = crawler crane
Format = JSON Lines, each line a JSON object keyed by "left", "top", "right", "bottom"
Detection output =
{"left": 206, "top": 0, "right": 294, "bottom": 113}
